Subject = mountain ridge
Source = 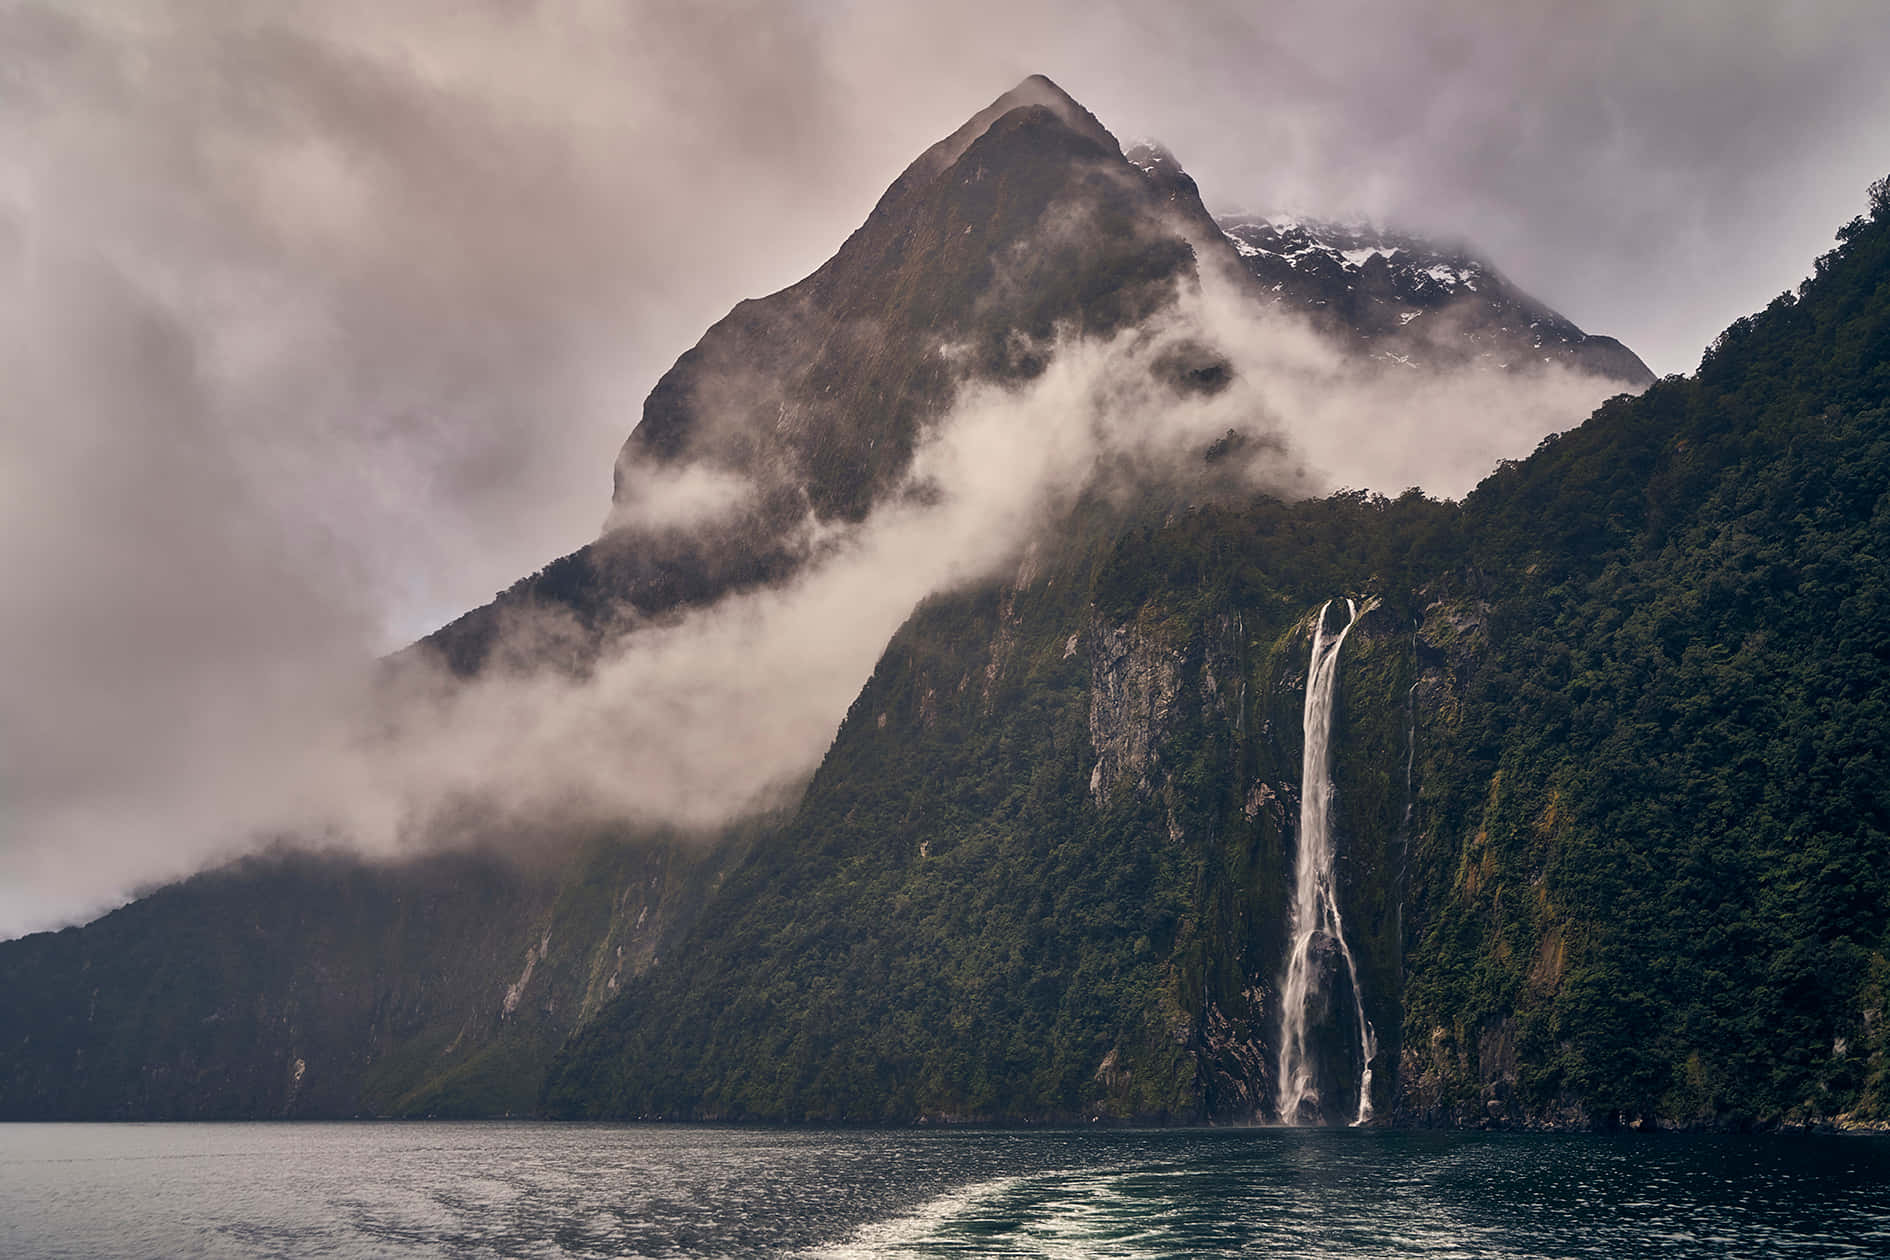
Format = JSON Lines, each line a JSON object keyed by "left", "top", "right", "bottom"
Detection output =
{"left": 422, "top": 77, "right": 1647, "bottom": 681}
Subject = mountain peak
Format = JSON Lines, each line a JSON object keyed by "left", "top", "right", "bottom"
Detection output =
{"left": 889, "top": 74, "right": 1121, "bottom": 198}
{"left": 995, "top": 73, "right": 1092, "bottom": 125}
{"left": 438, "top": 77, "right": 1648, "bottom": 686}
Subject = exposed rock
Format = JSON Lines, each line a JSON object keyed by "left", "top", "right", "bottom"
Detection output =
{"left": 1086, "top": 619, "right": 1184, "bottom": 803}
{"left": 1215, "top": 213, "right": 1654, "bottom": 387}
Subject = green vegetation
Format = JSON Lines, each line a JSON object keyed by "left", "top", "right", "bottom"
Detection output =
{"left": 0, "top": 834, "right": 722, "bottom": 1119}
{"left": 1401, "top": 177, "right": 1890, "bottom": 1128}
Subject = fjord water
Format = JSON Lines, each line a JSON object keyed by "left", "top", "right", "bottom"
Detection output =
{"left": 4, "top": 1124, "right": 1887, "bottom": 1258}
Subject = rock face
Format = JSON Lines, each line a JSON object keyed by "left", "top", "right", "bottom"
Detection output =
{"left": 1214, "top": 213, "right": 1655, "bottom": 385}
{"left": 1086, "top": 619, "right": 1185, "bottom": 803}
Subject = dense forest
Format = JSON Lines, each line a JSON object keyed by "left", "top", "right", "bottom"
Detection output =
{"left": 1398, "top": 177, "right": 1890, "bottom": 1127}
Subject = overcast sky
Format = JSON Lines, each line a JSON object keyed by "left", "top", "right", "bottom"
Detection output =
{"left": 4, "top": 0, "right": 1889, "bottom": 936}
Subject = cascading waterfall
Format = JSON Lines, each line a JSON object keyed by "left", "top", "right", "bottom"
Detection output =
{"left": 1276, "top": 598, "right": 1377, "bottom": 1126}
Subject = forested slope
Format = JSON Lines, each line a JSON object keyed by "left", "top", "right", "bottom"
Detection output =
{"left": 0, "top": 836, "right": 724, "bottom": 1119}
{"left": 1399, "top": 178, "right": 1890, "bottom": 1129}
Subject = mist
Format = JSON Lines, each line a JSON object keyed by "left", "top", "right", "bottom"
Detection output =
{"left": 5, "top": 1, "right": 1888, "bottom": 936}
{"left": 2, "top": 238, "right": 1628, "bottom": 937}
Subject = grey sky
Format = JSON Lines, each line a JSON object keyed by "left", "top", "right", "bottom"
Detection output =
{"left": 3, "top": 0, "right": 1888, "bottom": 936}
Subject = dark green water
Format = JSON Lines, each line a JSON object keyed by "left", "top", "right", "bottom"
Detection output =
{"left": 2, "top": 1123, "right": 1886, "bottom": 1257}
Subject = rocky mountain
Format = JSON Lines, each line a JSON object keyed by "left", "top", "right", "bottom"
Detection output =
{"left": 421, "top": 83, "right": 1644, "bottom": 682}
{"left": 420, "top": 75, "right": 1231, "bottom": 679}
{"left": 1211, "top": 206, "right": 1655, "bottom": 384}
{"left": 6, "top": 77, "right": 1884, "bottom": 1131}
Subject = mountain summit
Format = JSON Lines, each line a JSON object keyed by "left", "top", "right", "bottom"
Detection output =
{"left": 608, "top": 73, "right": 1220, "bottom": 522}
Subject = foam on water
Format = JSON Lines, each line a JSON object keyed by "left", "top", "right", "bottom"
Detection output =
{"left": 3, "top": 1122, "right": 1888, "bottom": 1258}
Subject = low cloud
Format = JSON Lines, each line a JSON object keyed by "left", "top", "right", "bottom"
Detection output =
{"left": 604, "top": 462, "right": 758, "bottom": 535}
{"left": 324, "top": 260, "right": 1631, "bottom": 858}
{"left": 1182, "top": 260, "right": 1637, "bottom": 499}
{"left": 0, "top": 262, "right": 1630, "bottom": 939}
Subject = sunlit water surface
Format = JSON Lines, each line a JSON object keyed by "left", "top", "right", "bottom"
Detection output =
{"left": 3, "top": 1123, "right": 1887, "bottom": 1258}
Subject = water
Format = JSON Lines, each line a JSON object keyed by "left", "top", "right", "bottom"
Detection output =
{"left": 4, "top": 1124, "right": 1887, "bottom": 1258}
{"left": 1277, "top": 597, "right": 1377, "bottom": 1126}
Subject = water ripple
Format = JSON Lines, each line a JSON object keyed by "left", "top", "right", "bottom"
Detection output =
{"left": 2, "top": 1123, "right": 1886, "bottom": 1259}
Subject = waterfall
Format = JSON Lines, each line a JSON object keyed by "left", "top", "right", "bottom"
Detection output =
{"left": 1276, "top": 598, "right": 1377, "bottom": 1126}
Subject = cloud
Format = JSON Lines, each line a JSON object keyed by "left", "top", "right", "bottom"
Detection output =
{"left": 0, "top": 0, "right": 864, "bottom": 932}
{"left": 1180, "top": 258, "right": 1637, "bottom": 499}
{"left": 5, "top": 1, "right": 1887, "bottom": 935}
{"left": 0, "top": 264, "right": 1624, "bottom": 936}
{"left": 605, "top": 463, "right": 758, "bottom": 535}
{"left": 793, "top": 0, "right": 1890, "bottom": 375}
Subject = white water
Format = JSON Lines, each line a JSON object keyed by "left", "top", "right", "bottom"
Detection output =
{"left": 1276, "top": 598, "right": 1378, "bottom": 1126}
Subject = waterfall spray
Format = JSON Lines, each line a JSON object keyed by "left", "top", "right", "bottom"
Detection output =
{"left": 1276, "top": 598, "right": 1378, "bottom": 1126}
